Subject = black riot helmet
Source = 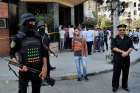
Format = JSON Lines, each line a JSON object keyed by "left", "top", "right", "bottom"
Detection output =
{"left": 20, "top": 13, "right": 36, "bottom": 35}
{"left": 20, "top": 13, "right": 36, "bottom": 26}
{"left": 37, "top": 21, "right": 45, "bottom": 35}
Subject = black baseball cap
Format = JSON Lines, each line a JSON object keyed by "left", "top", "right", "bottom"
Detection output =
{"left": 117, "top": 24, "right": 127, "bottom": 28}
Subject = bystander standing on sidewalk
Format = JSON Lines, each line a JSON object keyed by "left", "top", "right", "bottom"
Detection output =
{"left": 59, "top": 26, "right": 65, "bottom": 51}
{"left": 64, "top": 26, "right": 69, "bottom": 49}
{"left": 133, "top": 28, "right": 140, "bottom": 50}
{"left": 85, "top": 28, "right": 94, "bottom": 55}
{"left": 98, "top": 28, "right": 104, "bottom": 52}
{"left": 104, "top": 29, "right": 109, "bottom": 51}
{"left": 72, "top": 28, "right": 88, "bottom": 81}
{"left": 81, "top": 26, "right": 87, "bottom": 39}
{"left": 68, "top": 25, "right": 74, "bottom": 49}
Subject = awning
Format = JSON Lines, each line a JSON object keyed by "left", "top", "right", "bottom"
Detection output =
{"left": 0, "top": 2, "right": 8, "bottom": 18}
{"left": 20, "top": 0, "right": 87, "bottom": 7}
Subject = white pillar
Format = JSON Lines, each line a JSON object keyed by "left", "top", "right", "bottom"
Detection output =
{"left": 47, "top": 3, "right": 59, "bottom": 32}
{"left": 113, "top": 10, "right": 119, "bottom": 37}
{"left": 113, "top": 2, "right": 119, "bottom": 37}
{"left": 53, "top": 3, "right": 59, "bottom": 29}
{"left": 71, "top": 7, "right": 75, "bottom": 26}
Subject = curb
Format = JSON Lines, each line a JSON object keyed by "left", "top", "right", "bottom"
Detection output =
{"left": 53, "top": 69, "right": 113, "bottom": 81}
{"left": 53, "top": 59, "right": 140, "bottom": 81}
{"left": 0, "top": 58, "right": 140, "bottom": 82}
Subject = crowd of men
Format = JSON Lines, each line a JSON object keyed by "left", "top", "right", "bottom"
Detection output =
{"left": 128, "top": 28, "right": 140, "bottom": 50}
{"left": 59, "top": 25, "right": 140, "bottom": 53}
{"left": 59, "top": 25, "right": 112, "bottom": 55}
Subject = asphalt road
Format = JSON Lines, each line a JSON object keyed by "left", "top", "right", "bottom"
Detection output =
{"left": 0, "top": 62, "right": 140, "bottom": 93}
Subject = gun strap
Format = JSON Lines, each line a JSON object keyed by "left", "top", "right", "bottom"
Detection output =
{"left": 8, "top": 63, "right": 19, "bottom": 78}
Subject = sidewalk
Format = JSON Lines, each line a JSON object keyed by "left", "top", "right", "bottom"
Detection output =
{"left": 0, "top": 46, "right": 140, "bottom": 81}
{"left": 49, "top": 49, "right": 140, "bottom": 80}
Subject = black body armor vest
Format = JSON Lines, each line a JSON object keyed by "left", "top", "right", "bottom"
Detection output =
{"left": 19, "top": 35, "right": 43, "bottom": 69}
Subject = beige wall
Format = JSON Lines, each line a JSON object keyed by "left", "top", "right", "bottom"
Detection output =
{"left": 20, "top": 0, "right": 87, "bottom": 7}
{"left": 0, "top": 2, "right": 8, "bottom": 18}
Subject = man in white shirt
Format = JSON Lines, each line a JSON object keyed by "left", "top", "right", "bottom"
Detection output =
{"left": 59, "top": 26, "right": 65, "bottom": 50}
{"left": 69, "top": 25, "right": 74, "bottom": 49}
{"left": 86, "top": 28, "right": 94, "bottom": 55}
{"left": 81, "top": 26, "right": 87, "bottom": 39}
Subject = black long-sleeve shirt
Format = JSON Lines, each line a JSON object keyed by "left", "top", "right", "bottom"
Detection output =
{"left": 111, "top": 35, "right": 133, "bottom": 60}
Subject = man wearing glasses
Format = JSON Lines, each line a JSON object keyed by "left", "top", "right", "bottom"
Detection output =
{"left": 111, "top": 24, "right": 133, "bottom": 92}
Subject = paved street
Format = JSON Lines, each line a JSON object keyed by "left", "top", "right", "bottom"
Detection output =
{"left": 0, "top": 60, "right": 140, "bottom": 93}
{"left": 0, "top": 43, "right": 140, "bottom": 93}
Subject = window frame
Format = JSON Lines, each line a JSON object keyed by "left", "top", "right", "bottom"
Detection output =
{"left": 0, "top": 18, "right": 7, "bottom": 29}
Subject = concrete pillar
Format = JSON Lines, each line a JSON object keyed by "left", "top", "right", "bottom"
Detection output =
{"left": 71, "top": 7, "right": 75, "bottom": 26}
{"left": 18, "top": 2, "right": 27, "bottom": 16}
{"left": 47, "top": 3, "right": 59, "bottom": 32}
{"left": 53, "top": 3, "right": 59, "bottom": 30}
{"left": 8, "top": 0, "right": 19, "bottom": 34}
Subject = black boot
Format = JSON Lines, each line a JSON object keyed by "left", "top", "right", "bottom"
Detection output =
{"left": 50, "top": 66, "right": 56, "bottom": 70}
{"left": 84, "top": 76, "right": 89, "bottom": 81}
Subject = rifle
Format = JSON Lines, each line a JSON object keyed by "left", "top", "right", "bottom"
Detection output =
{"left": 4, "top": 58, "right": 40, "bottom": 72}
{"left": 4, "top": 58, "right": 55, "bottom": 86}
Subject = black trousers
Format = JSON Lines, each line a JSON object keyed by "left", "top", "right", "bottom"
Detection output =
{"left": 18, "top": 72, "right": 42, "bottom": 93}
{"left": 87, "top": 41, "right": 93, "bottom": 55}
{"left": 47, "top": 54, "right": 51, "bottom": 77}
{"left": 69, "top": 38, "right": 72, "bottom": 49}
{"left": 64, "top": 38, "right": 69, "bottom": 49}
{"left": 112, "top": 59, "right": 130, "bottom": 89}
{"left": 104, "top": 39, "right": 108, "bottom": 50}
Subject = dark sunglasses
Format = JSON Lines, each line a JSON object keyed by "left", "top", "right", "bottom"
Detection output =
{"left": 119, "top": 29, "right": 125, "bottom": 31}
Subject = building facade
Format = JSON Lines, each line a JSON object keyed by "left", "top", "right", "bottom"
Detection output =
{"left": 0, "top": 1, "right": 9, "bottom": 56}
{"left": 99, "top": 0, "right": 140, "bottom": 29}
{"left": 1, "top": 0, "right": 94, "bottom": 56}
{"left": 121, "top": 0, "right": 140, "bottom": 20}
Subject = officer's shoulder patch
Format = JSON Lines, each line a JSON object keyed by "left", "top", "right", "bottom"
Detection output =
{"left": 10, "top": 40, "right": 16, "bottom": 48}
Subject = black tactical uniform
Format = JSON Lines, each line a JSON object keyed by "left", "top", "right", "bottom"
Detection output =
{"left": 36, "top": 21, "right": 55, "bottom": 86}
{"left": 37, "top": 21, "right": 52, "bottom": 77}
{"left": 111, "top": 24, "right": 133, "bottom": 92}
{"left": 10, "top": 13, "right": 47, "bottom": 93}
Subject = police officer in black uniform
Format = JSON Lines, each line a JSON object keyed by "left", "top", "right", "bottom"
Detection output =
{"left": 10, "top": 13, "right": 48, "bottom": 93}
{"left": 111, "top": 24, "right": 133, "bottom": 92}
